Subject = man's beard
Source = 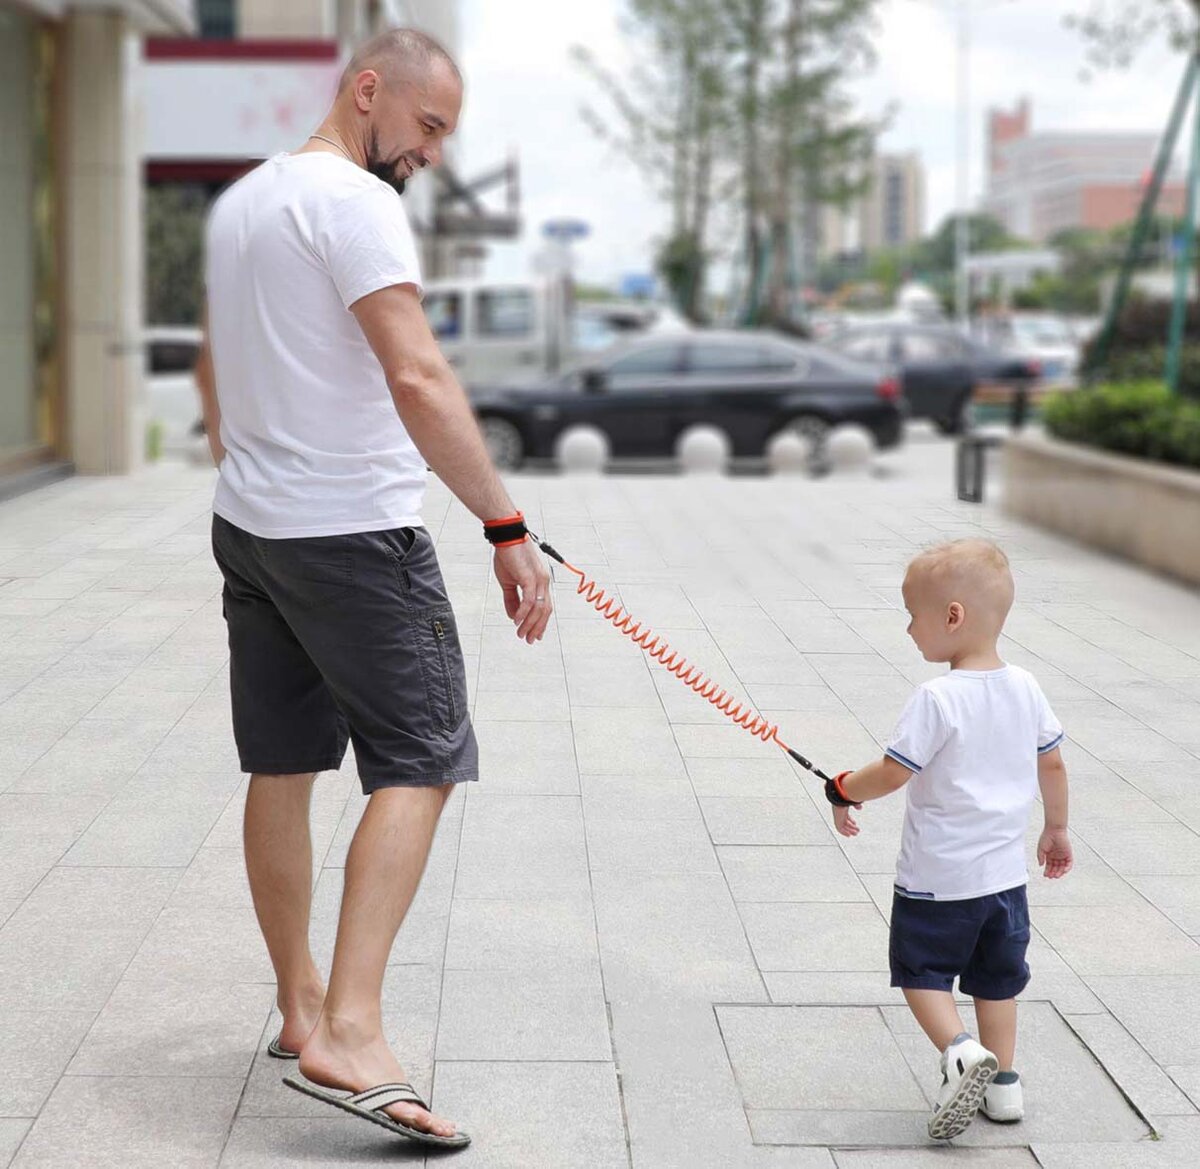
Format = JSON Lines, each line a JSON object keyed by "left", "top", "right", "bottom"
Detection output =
{"left": 366, "top": 128, "right": 410, "bottom": 195}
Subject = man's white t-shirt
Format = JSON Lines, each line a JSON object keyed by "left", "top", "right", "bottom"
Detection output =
{"left": 886, "top": 664, "right": 1064, "bottom": 901}
{"left": 205, "top": 152, "right": 426, "bottom": 539}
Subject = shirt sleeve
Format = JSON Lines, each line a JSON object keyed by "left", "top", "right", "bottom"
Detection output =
{"left": 317, "top": 185, "right": 423, "bottom": 310}
{"left": 886, "top": 686, "right": 951, "bottom": 774}
{"left": 1034, "top": 682, "right": 1065, "bottom": 755}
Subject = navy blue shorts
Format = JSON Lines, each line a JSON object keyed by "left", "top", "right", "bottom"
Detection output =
{"left": 889, "top": 884, "right": 1031, "bottom": 1001}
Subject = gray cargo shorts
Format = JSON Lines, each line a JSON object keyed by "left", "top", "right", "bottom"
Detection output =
{"left": 211, "top": 514, "right": 478, "bottom": 793}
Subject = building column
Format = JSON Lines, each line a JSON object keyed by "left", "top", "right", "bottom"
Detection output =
{"left": 62, "top": 9, "right": 144, "bottom": 476}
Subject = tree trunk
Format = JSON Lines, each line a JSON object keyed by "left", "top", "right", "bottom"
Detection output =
{"left": 741, "top": 0, "right": 767, "bottom": 321}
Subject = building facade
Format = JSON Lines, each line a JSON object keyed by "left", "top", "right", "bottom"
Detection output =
{"left": 143, "top": 0, "right": 473, "bottom": 322}
{"left": 820, "top": 152, "right": 927, "bottom": 260}
{"left": 1, "top": 0, "right": 195, "bottom": 489}
{"left": 983, "top": 99, "right": 1187, "bottom": 243}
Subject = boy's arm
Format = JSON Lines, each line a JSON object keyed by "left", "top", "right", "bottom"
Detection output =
{"left": 828, "top": 755, "right": 914, "bottom": 838}
{"left": 1036, "top": 745, "right": 1073, "bottom": 878}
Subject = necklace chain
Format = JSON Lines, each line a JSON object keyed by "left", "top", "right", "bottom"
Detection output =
{"left": 308, "top": 132, "right": 353, "bottom": 162}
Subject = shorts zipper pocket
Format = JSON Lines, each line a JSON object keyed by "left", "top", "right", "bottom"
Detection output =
{"left": 430, "top": 614, "right": 458, "bottom": 728}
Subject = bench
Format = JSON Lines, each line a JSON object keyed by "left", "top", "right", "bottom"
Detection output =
{"left": 956, "top": 432, "right": 1006, "bottom": 503}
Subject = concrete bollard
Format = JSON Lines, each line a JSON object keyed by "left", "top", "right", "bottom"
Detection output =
{"left": 555, "top": 426, "right": 609, "bottom": 475}
{"left": 677, "top": 426, "right": 731, "bottom": 475}
{"left": 826, "top": 424, "right": 874, "bottom": 471}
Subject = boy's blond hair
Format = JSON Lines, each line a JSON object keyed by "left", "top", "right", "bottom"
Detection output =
{"left": 907, "top": 539, "right": 1014, "bottom": 623}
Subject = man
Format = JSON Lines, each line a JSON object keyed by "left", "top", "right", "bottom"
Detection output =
{"left": 196, "top": 28, "right": 552, "bottom": 1148}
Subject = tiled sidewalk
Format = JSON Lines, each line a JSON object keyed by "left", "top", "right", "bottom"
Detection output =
{"left": 1, "top": 438, "right": 1199, "bottom": 1167}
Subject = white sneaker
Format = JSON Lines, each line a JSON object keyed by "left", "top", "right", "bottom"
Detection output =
{"left": 927, "top": 1036, "right": 999, "bottom": 1140}
{"left": 982, "top": 1074, "right": 1024, "bottom": 1123}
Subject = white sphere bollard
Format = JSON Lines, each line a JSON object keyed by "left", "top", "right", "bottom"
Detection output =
{"left": 766, "top": 429, "right": 811, "bottom": 475}
{"left": 677, "top": 426, "right": 731, "bottom": 475}
{"left": 555, "top": 425, "right": 609, "bottom": 475}
{"left": 826, "top": 424, "right": 874, "bottom": 471}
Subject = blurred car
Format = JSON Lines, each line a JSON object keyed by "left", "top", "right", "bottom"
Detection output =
{"left": 975, "top": 313, "right": 1080, "bottom": 385}
{"left": 468, "top": 331, "right": 904, "bottom": 469}
{"left": 144, "top": 326, "right": 203, "bottom": 454}
{"left": 825, "top": 323, "right": 1041, "bottom": 434}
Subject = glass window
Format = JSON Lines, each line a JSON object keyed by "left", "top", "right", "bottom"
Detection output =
{"left": 1, "top": 10, "right": 58, "bottom": 465}
{"left": 198, "top": 0, "right": 237, "bottom": 39}
{"left": 424, "top": 291, "right": 463, "bottom": 340}
{"left": 901, "top": 332, "right": 964, "bottom": 361}
{"left": 476, "top": 288, "right": 535, "bottom": 338}
{"left": 607, "top": 344, "right": 682, "bottom": 377}
{"left": 688, "top": 343, "right": 768, "bottom": 374}
{"left": 836, "top": 333, "right": 891, "bottom": 362}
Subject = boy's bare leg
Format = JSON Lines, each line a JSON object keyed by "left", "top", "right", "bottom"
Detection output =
{"left": 244, "top": 772, "right": 327, "bottom": 1053}
{"left": 300, "top": 782, "right": 459, "bottom": 1139}
{"left": 904, "top": 988, "right": 969, "bottom": 1051}
{"left": 974, "top": 997, "right": 1017, "bottom": 1070}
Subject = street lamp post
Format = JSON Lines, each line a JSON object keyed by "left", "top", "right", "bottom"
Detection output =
{"left": 955, "top": 0, "right": 970, "bottom": 326}
{"left": 911, "top": 0, "right": 1017, "bottom": 327}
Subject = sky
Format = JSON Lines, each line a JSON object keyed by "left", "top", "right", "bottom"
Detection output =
{"left": 456, "top": 0, "right": 1185, "bottom": 287}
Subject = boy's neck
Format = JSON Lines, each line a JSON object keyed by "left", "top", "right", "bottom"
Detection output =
{"left": 949, "top": 644, "right": 1005, "bottom": 672}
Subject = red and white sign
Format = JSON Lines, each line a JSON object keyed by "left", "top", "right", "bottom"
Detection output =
{"left": 142, "top": 40, "right": 343, "bottom": 162}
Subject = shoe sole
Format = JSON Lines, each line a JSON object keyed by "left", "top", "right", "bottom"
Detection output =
{"left": 928, "top": 1055, "right": 999, "bottom": 1141}
{"left": 982, "top": 1107, "right": 1023, "bottom": 1124}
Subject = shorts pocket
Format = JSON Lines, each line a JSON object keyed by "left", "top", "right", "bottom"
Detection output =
{"left": 419, "top": 608, "right": 465, "bottom": 733}
{"left": 276, "top": 545, "right": 356, "bottom": 611}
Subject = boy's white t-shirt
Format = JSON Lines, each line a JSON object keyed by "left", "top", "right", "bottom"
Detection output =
{"left": 886, "top": 664, "right": 1064, "bottom": 901}
{"left": 205, "top": 152, "right": 427, "bottom": 539}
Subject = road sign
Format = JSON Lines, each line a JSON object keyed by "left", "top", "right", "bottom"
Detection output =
{"left": 542, "top": 218, "right": 591, "bottom": 242}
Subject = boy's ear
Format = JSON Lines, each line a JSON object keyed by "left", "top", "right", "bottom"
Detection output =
{"left": 947, "top": 601, "right": 965, "bottom": 628}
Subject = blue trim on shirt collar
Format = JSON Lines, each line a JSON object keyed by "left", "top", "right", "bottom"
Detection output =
{"left": 885, "top": 748, "right": 923, "bottom": 773}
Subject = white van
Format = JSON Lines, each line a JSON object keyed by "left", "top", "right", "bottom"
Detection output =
{"left": 422, "top": 278, "right": 692, "bottom": 386}
{"left": 422, "top": 277, "right": 573, "bottom": 386}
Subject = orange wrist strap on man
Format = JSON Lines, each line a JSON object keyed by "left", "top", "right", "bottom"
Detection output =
{"left": 483, "top": 512, "right": 529, "bottom": 548}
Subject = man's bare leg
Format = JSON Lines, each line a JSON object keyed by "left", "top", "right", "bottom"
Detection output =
{"left": 300, "top": 782, "right": 459, "bottom": 1138}
{"left": 244, "top": 772, "right": 327, "bottom": 1054}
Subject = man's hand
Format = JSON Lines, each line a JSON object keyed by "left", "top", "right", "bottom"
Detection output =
{"left": 833, "top": 804, "right": 860, "bottom": 838}
{"left": 494, "top": 539, "right": 552, "bottom": 644}
{"left": 1037, "top": 827, "right": 1073, "bottom": 879}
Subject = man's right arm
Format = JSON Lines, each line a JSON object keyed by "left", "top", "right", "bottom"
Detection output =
{"left": 194, "top": 309, "right": 225, "bottom": 467}
{"left": 350, "top": 282, "right": 552, "bottom": 643}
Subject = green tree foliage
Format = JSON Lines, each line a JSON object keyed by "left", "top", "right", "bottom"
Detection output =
{"left": 574, "top": 0, "right": 881, "bottom": 322}
{"left": 145, "top": 184, "right": 208, "bottom": 325}
{"left": 1066, "top": 1, "right": 1200, "bottom": 73}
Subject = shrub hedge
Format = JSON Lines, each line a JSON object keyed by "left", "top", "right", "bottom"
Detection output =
{"left": 1042, "top": 382, "right": 1200, "bottom": 471}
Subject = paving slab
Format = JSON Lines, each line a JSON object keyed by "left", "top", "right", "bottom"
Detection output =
{"left": 2, "top": 445, "right": 1199, "bottom": 1165}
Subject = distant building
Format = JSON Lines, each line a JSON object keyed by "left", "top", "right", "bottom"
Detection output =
{"left": 982, "top": 98, "right": 1186, "bottom": 243}
{"left": 820, "top": 152, "right": 927, "bottom": 260}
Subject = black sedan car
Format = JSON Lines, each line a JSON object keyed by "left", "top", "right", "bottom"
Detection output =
{"left": 825, "top": 323, "right": 1041, "bottom": 434}
{"left": 469, "top": 332, "right": 905, "bottom": 469}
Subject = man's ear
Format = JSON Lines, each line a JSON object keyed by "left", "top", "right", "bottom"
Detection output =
{"left": 354, "top": 69, "right": 380, "bottom": 113}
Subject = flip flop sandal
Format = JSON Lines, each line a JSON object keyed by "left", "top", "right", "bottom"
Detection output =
{"left": 282, "top": 1075, "right": 470, "bottom": 1148}
{"left": 266, "top": 1035, "right": 299, "bottom": 1060}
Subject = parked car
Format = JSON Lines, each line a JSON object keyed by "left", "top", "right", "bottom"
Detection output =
{"left": 144, "top": 326, "right": 204, "bottom": 454}
{"left": 975, "top": 313, "right": 1080, "bottom": 386}
{"left": 467, "top": 331, "right": 905, "bottom": 469}
{"left": 824, "top": 323, "right": 1041, "bottom": 434}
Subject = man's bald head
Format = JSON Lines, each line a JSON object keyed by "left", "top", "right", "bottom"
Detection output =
{"left": 324, "top": 27, "right": 463, "bottom": 197}
{"left": 338, "top": 27, "right": 462, "bottom": 94}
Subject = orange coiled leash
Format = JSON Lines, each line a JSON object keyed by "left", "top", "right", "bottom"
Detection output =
{"left": 529, "top": 530, "right": 835, "bottom": 785}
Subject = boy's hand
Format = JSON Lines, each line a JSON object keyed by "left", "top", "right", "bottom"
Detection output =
{"left": 833, "top": 804, "right": 860, "bottom": 837}
{"left": 1037, "top": 827, "right": 1073, "bottom": 879}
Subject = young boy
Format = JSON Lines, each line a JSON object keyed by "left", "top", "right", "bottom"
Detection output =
{"left": 824, "top": 539, "right": 1073, "bottom": 1141}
